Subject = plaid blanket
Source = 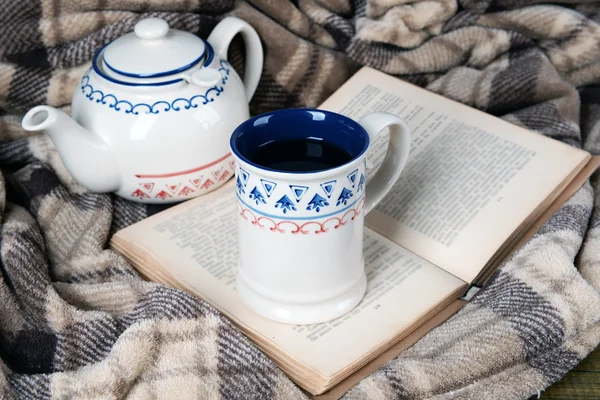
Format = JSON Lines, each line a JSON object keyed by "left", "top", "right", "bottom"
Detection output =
{"left": 1, "top": 0, "right": 600, "bottom": 399}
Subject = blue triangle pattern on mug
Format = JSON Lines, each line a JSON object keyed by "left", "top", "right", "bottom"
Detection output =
{"left": 320, "top": 180, "right": 337, "bottom": 198}
{"left": 274, "top": 195, "right": 296, "bottom": 214}
{"left": 249, "top": 186, "right": 267, "bottom": 205}
{"left": 236, "top": 176, "right": 245, "bottom": 195}
{"left": 289, "top": 185, "right": 309, "bottom": 202}
{"left": 347, "top": 169, "right": 358, "bottom": 187}
{"left": 336, "top": 187, "right": 354, "bottom": 206}
{"left": 239, "top": 168, "right": 250, "bottom": 187}
{"left": 357, "top": 173, "right": 365, "bottom": 192}
{"left": 306, "top": 193, "right": 329, "bottom": 212}
{"left": 260, "top": 179, "right": 277, "bottom": 198}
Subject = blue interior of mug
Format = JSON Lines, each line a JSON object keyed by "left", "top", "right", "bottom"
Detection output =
{"left": 229, "top": 108, "right": 370, "bottom": 173}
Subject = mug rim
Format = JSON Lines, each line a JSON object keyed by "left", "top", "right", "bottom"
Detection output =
{"left": 229, "top": 108, "right": 370, "bottom": 178}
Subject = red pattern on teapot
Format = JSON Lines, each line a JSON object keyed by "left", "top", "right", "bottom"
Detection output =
{"left": 167, "top": 183, "right": 181, "bottom": 194}
{"left": 219, "top": 169, "right": 231, "bottom": 182}
{"left": 155, "top": 190, "right": 171, "bottom": 200}
{"left": 140, "top": 182, "right": 154, "bottom": 192}
{"left": 131, "top": 167, "right": 233, "bottom": 200}
{"left": 131, "top": 189, "right": 150, "bottom": 199}
{"left": 134, "top": 153, "right": 232, "bottom": 179}
{"left": 200, "top": 179, "right": 214, "bottom": 190}
{"left": 190, "top": 177, "right": 203, "bottom": 187}
{"left": 179, "top": 186, "right": 195, "bottom": 196}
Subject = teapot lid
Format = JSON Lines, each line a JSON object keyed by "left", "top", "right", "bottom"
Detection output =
{"left": 102, "top": 18, "right": 206, "bottom": 78}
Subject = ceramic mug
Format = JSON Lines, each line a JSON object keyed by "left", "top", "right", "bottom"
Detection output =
{"left": 229, "top": 108, "right": 411, "bottom": 324}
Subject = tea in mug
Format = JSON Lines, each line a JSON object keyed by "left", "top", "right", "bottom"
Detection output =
{"left": 250, "top": 138, "right": 353, "bottom": 172}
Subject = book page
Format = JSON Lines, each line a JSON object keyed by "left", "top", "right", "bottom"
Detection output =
{"left": 114, "top": 183, "right": 465, "bottom": 379}
{"left": 319, "top": 67, "right": 590, "bottom": 282}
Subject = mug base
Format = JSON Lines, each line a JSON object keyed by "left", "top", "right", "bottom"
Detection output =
{"left": 235, "top": 268, "right": 367, "bottom": 325}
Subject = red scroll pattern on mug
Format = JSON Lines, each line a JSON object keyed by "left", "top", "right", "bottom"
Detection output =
{"left": 238, "top": 198, "right": 365, "bottom": 234}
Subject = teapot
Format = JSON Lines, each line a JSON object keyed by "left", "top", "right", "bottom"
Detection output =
{"left": 21, "top": 16, "right": 263, "bottom": 203}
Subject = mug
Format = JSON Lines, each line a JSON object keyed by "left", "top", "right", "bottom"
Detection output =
{"left": 229, "top": 108, "right": 411, "bottom": 324}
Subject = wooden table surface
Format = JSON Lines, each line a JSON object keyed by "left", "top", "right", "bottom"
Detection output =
{"left": 536, "top": 345, "right": 600, "bottom": 399}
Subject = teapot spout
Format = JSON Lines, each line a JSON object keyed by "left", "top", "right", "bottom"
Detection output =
{"left": 22, "top": 106, "right": 121, "bottom": 193}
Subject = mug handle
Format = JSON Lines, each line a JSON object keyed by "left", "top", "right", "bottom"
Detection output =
{"left": 207, "top": 16, "right": 264, "bottom": 102}
{"left": 358, "top": 112, "right": 411, "bottom": 214}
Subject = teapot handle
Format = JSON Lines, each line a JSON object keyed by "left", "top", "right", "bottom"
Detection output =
{"left": 207, "top": 17, "right": 263, "bottom": 102}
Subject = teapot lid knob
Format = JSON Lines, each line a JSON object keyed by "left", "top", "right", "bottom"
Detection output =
{"left": 134, "top": 18, "right": 169, "bottom": 40}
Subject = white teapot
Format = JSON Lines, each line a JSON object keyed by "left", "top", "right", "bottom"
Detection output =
{"left": 21, "top": 16, "right": 263, "bottom": 203}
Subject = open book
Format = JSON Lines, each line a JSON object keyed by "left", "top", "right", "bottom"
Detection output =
{"left": 109, "top": 67, "right": 599, "bottom": 398}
